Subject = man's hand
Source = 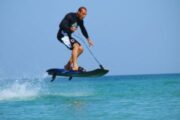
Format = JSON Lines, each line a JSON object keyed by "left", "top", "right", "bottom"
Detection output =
{"left": 87, "top": 38, "right": 93, "bottom": 47}
{"left": 70, "top": 27, "right": 77, "bottom": 32}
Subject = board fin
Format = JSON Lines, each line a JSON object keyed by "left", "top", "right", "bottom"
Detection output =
{"left": 69, "top": 76, "right": 73, "bottom": 80}
{"left": 51, "top": 74, "right": 57, "bottom": 82}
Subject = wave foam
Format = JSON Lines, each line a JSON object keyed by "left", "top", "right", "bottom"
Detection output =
{"left": 0, "top": 80, "right": 40, "bottom": 101}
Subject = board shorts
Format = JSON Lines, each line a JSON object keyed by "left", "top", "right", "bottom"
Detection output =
{"left": 57, "top": 30, "right": 81, "bottom": 50}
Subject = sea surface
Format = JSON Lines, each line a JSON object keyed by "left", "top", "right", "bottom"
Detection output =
{"left": 0, "top": 74, "right": 180, "bottom": 120}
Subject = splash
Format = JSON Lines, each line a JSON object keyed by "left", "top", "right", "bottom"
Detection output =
{"left": 0, "top": 80, "right": 41, "bottom": 101}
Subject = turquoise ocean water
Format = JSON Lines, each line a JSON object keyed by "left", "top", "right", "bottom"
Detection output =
{"left": 0, "top": 74, "right": 180, "bottom": 120}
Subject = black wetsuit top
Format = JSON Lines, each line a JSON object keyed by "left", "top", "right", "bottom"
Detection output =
{"left": 57, "top": 12, "right": 89, "bottom": 39}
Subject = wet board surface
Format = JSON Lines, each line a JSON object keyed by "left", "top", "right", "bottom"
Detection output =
{"left": 47, "top": 68, "right": 109, "bottom": 78}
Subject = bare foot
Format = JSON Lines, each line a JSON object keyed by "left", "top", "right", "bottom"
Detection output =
{"left": 64, "top": 64, "right": 72, "bottom": 70}
{"left": 72, "top": 64, "right": 79, "bottom": 71}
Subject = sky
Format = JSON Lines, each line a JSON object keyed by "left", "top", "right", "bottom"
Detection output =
{"left": 0, "top": 0, "right": 180, "bottom": 78}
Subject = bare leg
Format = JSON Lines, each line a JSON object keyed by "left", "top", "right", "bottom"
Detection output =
{"left": 72, "top": 43, "right": 79, "bottom": 70}
{"left": 64, "top": 57, "right": 73, "bottom": 70}
{"left": 65, "top": 43, "right": 84, "bottom": 71}
{"left": 78, "top": 46, "right": 84, "bottom": 57}
{"left": 71, "top": 43, "right": 84, "bottom": 70}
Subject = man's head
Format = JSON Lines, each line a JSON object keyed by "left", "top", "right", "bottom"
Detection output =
{"left": 77, "top": 7, "right": 87, "bottom": 20}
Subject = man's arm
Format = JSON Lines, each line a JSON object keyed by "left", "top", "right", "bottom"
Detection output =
{"left": 79, "top": 20, "right": 89, "bottom": 39}
{"left": 79, "top": 20, "right": 93, "bottom": 46}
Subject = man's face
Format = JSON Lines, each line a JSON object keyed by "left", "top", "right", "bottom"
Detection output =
{"left": 77, "top": 9, "right": 87, "bottom": 20}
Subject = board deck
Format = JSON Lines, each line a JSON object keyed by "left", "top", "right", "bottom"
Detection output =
{"left": 46, "top": 68, "right": 109, "bottom": 81}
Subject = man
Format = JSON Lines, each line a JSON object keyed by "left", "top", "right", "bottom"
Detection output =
{"left": 57, "top": 7, "right": 93, "bottom": 71}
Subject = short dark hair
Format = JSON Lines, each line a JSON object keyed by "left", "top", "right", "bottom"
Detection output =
{"left": 78, "top": 7, "right": 87, "bottom": 12}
